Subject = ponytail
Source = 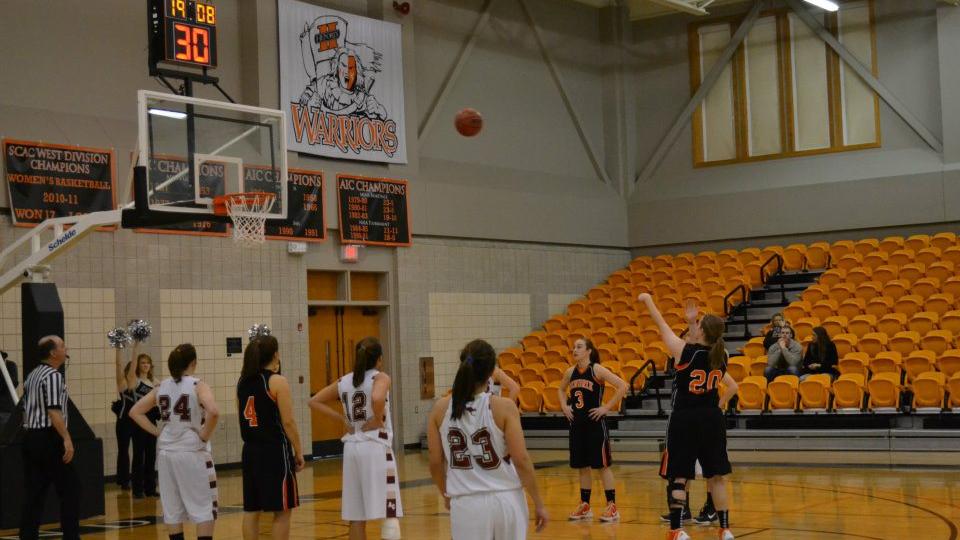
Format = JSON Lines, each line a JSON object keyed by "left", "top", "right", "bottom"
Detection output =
{"left": 450, "top": 339, "right": 496, "bottom": 420}
{"left": 700, "top": 314, "right": 727, "bottom": 371}
{"left": 353, "top": 337, "right": 382, "bottom": 388}
{"left": 167, "top": 344, "right": 197, "bottom": 382}
{"left": 240, "top": 335, "right": 279, "bottom": 381}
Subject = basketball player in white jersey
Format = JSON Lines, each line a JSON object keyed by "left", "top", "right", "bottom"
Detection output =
{"left": 130, "top": 343, "right": 220, "bottom": 540}
{"left": 427, "top": 339, "right": 548, "bottom": 539}
{"left": 309, "top": 337, "right": 402, "bottom": 540}
{"left": 484, "top": 365, "right": 520, "bottom": 402}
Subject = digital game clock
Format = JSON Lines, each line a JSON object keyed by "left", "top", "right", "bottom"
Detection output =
{"left": 149, "top": 0, "right": 218, "bottom": 69}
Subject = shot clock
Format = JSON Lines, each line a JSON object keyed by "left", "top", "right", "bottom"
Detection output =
{"left": 148, "top": 0, "right": 218, "bottom": 69}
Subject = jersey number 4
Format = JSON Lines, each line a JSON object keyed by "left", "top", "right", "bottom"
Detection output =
{"left": 447, "top": 427, "right": 501, "bottom": 470}
{"left": 243, "top": 396, "right": 258, "bottom": 427}
{"left": 159, "top": 394, "right": 191, "bottom": 422}
{"left": 688, "top": 369, "right": 723, "bottom": 394}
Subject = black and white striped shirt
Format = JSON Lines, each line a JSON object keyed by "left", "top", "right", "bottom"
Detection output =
{"left": 22, "top": 363, "right": 68, "bottom": 429}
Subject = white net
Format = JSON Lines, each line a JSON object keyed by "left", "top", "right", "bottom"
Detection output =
{"left": 223, "top": 193, "right": 277, "bottom": 247}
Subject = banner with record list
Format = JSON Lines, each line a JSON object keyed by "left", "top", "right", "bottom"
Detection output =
{"left": 3, "top": 139, "right": 116, "bottom": 227}
{"left": 337, "top": 174, "right": 410, "bottom": 246}
{"left": 243, "top": 166, "right": 325, "bottom": 242}
{"left": 133, "top": 155, "right": 229, "bottom": 236}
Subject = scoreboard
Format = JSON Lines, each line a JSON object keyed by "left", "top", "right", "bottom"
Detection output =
{"left": 148, "top": 0, "right": 218, "bottom": 69}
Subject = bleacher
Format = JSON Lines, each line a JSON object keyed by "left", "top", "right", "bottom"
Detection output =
{"left": 506, "top": 233, "right": 960, "bottom": 453}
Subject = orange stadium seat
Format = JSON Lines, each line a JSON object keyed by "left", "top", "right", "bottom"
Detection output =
{"left": 673, "top": 268, "right": 697, "bottom": 284}
{"left": 921, "top": 329, "right": 954, "bottom": 355}
{"left": 911, "top": 278, "right": 941, "bottom": 300}
{"left": 793, "top": 317, "right": 819, "bottom": 341}
{"left": 857, "top": 333, "right": 887, "bottom": 357}
{"left": 525, "top": 380, "right": 546, "bottom": 394}
{"left": 926, "top": 261, "right": 955, "bottom": 283}
{"left": 694, "top": 251, "right": 717, "bottom": 267}
{"left": 737, "top": 376, "right": 767, "bottom": 412}
{"left": 542, "top": 367, "right": 564, "bottom": 384}
{"left": 903, "top": 350, "right": 937, "bottom": 382}
{"left": 518, "top": 387, "right": 542, "bottom": 413}
{"left": 784, "top": 301, "right": 812, "bottom": 323}
{"left": 838, "top": 352, "right": 869, "bottom": 377}
{"left": 865, "top": 296, "right": 895, "bottom": 319}
{"left": 519, "top": 368, "right": 542, "bottom": 386}
{"left": 810, "top": 300, "right": 838, "bottom": 321}
{"left": 940, "top": 311, "right": 960, "bottom": 335}
{"left": 931, "top": 232, "right": 958, "bottom": 250}
{"left": 544, "top": 331, "right": 570, "bottom": 349}
{"left": 889, "top": 331, "right": 921, "bottom": 356}
{"left": 912, "top": 372, "right": 947, "bottom": 410}
{"left": 542, "top": 315, "right": 567, "bottom": 332}
{"left": 521, "top": 331, "right": 546, "bottom": 349}
{"left": 833, "top": 374, "right": 866, "bottom": 411}
{"left": 937, "top": 349, "right": 960, "bottom": 378}
{"left": 782, "top": 244, "right": 807, "bottom": 271}
{"left": 942, "top": 277, "right": 960, "bottom": 298}
{"left": 602, "top": 384, "right": 623, "bottom": 413}
{"left": 768, "top": 375, "right": 799, "bottom": 412}
{"left": 802, "top": 284, "right": 828, "bottom": 304}
{"left": 868, "top": 372, "right": 902, "bottom": 410}
{"left": 878, "top": 236, "right": 905, "bottom": 254}
{"left": 846, "top": 314, "right": 877, "bottom": 338}
{"left": 798, "top": 374, "right": 832, "bottom": 410}
{"left": 854, "top": 238, "right": 879, "bottom": 257}
{"left": 894, "top": 295, "right": 924, "bottom": 318}
{"left": 832, "top": 334, "right": 858, "bottom": 358}
{"left": 862, "top": 252, "right": 888, "bottom": 271}
{"left": 805, "top": 242, "right": 830, "bottom": 270}
{"left": 629, "top": 257, "right": 653, "bottom": 272}
{"left": 838, "top": 298, "right": 866, "bottom": 319}
{"left": 819, "top": 269, "right": 846, "bottom": 288}
{"left": 596, "top": 343, "right": 618, "bottom": 363}
{"left": 949, "top": 374, "right": 960, "bottom": 411}
{"left": 586, "top": 287, "right": 610, "bottom": 301}
{"left": 829, "top": 240, "right": 855, "bottom": 262}
{"left": 727, "top": 357, "right": 749, "bottom": 383}
{"left": 567, "top": 316, "right": 589, "bottom": 331}
{"left": 870, "top": 351, "right": 903, "bottom": 376}
{"left": 716, "top": 250, "right": 739, "bottom": 266}
{"left": 871, "top": 265, "right": 898, "bottom": 285}
{"left": 828, "top": 283, "right": 856, "bottom": 303}
{"left": 750, "top": 356, "right": 769, "bottom": 377}
{"left": 608, "top": 270, "right": 631, "bottom": 285}
{"left": 907, "top": 312, "right": 939, "bottom": 336}
{"left": 620, "top": 365, "right": 645, "bottom": 392}
{"left": 925, "top": 293, "right": 955, "bottom": 317}
{"left": 943, "top": 246, "right": 960, "bottom": 266}
{"left": 617, "top": 343, "right": 644, "bottom": 364}
{"left": 904, "top": 234, "right": 931, "bottom": 252}
{"left": 520, "top": 350, "right": 545, "bottom": 368}
{"left": 899, "top": 263, "right": 926, "bottom": 284}
{"left": 741, "top": 338, "right": 767, "bottom": 359}
{"left": 737, "top": 248, "right": 761, "bottom": 267}
{"left": 915, "top": 247, "right": 942, "bottom": 267}
{"left": 644, "top": 342, "right": 671, "bottom": 372}
{"left": 835, "top": 254, "right": 863, "bottom": 272}
{"left": 880, "top": 280, "right": 910, "bottom": 301}
{"left": 877, "top": 313, "right": 907, "bottom": 338}
{"left": 854, "top": 281, "right": 882, "bottom": 302}
{"left": 705, "top": 292, "right": 728, "bottom": 316}
{"left": 542, "top": 383, "right": 563, "bottom": 412}
{"left": 888, "top": 249, "right": 915, "bottom": 268}
{"left": 821, "top": 316, "right": 848, "bottom": 338}
{"left": 744, "top": 262, "right": 764, "bottom": 287}
{"left": 701, "top": 278, "right": 725, "bottom": 295}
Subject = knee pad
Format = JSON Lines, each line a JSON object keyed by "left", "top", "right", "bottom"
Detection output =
{"left": 666, "top": 480, "right": 687, "bottom": 506}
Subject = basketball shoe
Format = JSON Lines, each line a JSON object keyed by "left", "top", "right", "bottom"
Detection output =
{"left": 599, "top": 502, "right": 620, "bottom": 522}
{"left": 381, "top": 517, "right": 401, "bottom": 539}
{"left": 568, "top": 501, "right": 593, "bottom": 520}
{"left": 693, "top": 501, "right": 718, "bottom": 524}
{"left": 718, "top": 528, "right": 735, "bottom": 539}
{"left": 666, "top": 530, "right": 691, "bottom": 540}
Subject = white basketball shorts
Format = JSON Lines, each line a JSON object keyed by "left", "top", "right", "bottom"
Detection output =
{"left": 157, "top": 450, "right": 218, "bottom": 524}
{"left": 341, "top": 440, "right": 403, "bottom": 521}
{"left": 450, "top": 488, "right": 529, "bottom": 540}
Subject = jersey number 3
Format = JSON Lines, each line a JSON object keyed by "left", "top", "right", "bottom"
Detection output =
{"left": 447, "top": 427, "right": 501, "bottom": 470}
{"left": 688, "top": 369, "right": 723, "bottom": 394}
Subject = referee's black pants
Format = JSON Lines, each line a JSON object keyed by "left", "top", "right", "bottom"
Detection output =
{"left": 19, "top": 428, "right": 80, "bottom": 540}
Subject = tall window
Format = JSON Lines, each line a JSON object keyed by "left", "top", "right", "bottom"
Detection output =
{"left": 690, "top": 1, "right": 879, "bottom": 166}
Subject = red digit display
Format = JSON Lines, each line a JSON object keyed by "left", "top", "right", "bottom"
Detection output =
{"left": 155, "top": 0, "right": 218, "bottom": 68}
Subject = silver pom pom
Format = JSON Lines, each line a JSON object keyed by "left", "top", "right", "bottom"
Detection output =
{"left": 127, "top": 319, "right": 153, "bottom": 342}
{"left": 108, "top": 327, "right": 132, "bottom": 349}
{"left": 248, "top": 324, "right": 272, "bottom": 341}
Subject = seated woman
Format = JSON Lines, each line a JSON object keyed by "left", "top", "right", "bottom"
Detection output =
{"left": 800, "top": 327, "right": 838, "bottom": 382}
{"left": 761, "top": 313, "right": 788, "bottom": 350}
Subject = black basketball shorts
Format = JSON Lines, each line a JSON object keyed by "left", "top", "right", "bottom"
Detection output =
{"left": 242, "top": 443, "right": 299, "bottom": 512}
{"left": 569, "top": 418, "right": 613, "bottom": 470}
{"left": 660, "top": 407, "right": 732, "bottom": 480}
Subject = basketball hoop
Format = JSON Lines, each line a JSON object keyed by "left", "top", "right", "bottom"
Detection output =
{"left": 213, "top": 192, "right": 277, "bottom": 246}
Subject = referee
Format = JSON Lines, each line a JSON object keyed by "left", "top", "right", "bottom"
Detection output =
{"left": 19, "top": 335, "right": 80, "bottom": 540}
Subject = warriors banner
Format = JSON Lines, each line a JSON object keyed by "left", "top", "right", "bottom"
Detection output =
{"left": 278, "top": 0, "right": 407, "bottom": 164}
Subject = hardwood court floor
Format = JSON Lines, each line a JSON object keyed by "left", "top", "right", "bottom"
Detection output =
{"left": 3, "top": 449, "right": 959, "bottom": 539}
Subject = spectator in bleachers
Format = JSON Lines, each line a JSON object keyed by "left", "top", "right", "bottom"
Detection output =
{"left": 761, "top": 313, "right": 789, "bottom": 350}
{"left": 764, "top": 326, "right": 802, "bottom": 382}
{"left": 800, "top": 327, "right": 838, "bottom": 382}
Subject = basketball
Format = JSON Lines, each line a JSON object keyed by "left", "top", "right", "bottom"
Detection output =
{"left": 454, "top": 108, "right": 483, "bottom": 137}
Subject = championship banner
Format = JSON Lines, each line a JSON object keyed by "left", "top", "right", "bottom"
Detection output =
{"left": 3, "top": 139, "right": 115, "bottom": 227}
{"left": 243, "top": 166, "right": 326, "bottom": 242}
{"left": 337, "top": 174, "right": 410, "bottom": 247}
{"left": 278, "top": 0, "right": 407, "bottom": 164}
{"left": 134, "top": 156, "right": 228, "bottom": 236}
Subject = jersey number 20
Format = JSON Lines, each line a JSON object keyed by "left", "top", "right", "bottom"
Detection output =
{"left": 688, "top": 369, "right": 723, "bottom": 394}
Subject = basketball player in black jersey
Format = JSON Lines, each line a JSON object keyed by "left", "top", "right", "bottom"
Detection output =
{"left": 237, "top": 336, "right": 305, "bottom": 540}
{"left": 558, "top": 338, "right": 628, "bottom": 522}
{"left": 638, "top": 293, "right": 738, "bottom": 540}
